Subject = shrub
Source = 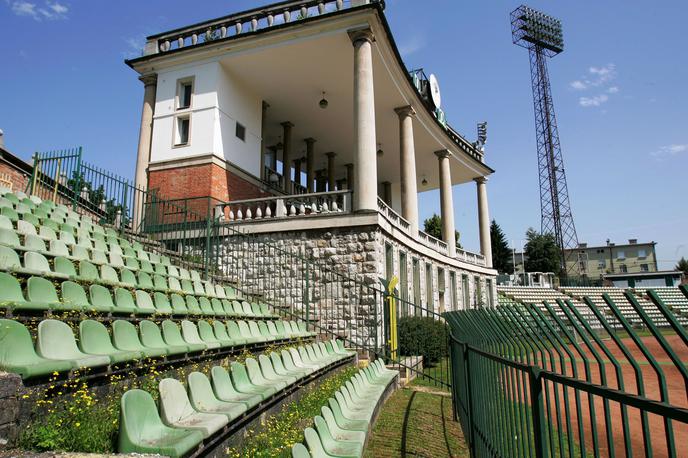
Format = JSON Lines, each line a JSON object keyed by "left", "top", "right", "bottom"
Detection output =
{"left": 397, "top": 316, "right": 448, "bottom": 366}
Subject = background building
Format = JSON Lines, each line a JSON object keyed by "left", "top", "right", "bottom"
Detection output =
{"left": 567, "top": 239, "right": 658, "bottom": 279}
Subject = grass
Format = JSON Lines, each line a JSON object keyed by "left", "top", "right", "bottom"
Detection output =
{"left": 364, "top": 386, "right": 469, "bottom": 458}
{"left": 405, "top": 357, "right": 452, "bottom": 391}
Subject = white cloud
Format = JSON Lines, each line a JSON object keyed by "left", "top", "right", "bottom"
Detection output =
{"left": 570, "top": 80, "right": 587, "bottom": 90}
{"left": 7, "top": 0, "right": 68, "bottom": 20}
{"left": 607, "top": 86, "right": 619, "bottom": 94}
{"left": 122, "top": 36, "right": 146, "bottom": 58}
{"left": 398, "top": 35, "right": 425, "bottom": 58}
{"left": 579, "top": 94, "right": 609, "bottom": 107}
{"left": 650, "top": 144, "right": 688, "bottom": 159}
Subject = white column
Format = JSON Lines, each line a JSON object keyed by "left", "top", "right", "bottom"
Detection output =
{"left": 305, "top": 138, "right": 316, "bottom": 193}
{"left": 395, "top": 105, "right": 418, "bottom": 235}
{"left": 476, "top": 176, "right": 493, "bottom": 267}
{"left": 435, "top": 150, "right": 456, "bottom": 257}
{"left": 133, "top": 74, "right": 157, "bottom": 230}
{"left": 134, "top": 74, "right": 157, "bottom": 193}
{"left": 281, "top": 121, "right": 294, "bottom": 193}
{"left": 349, "top": 28, "right": 377, "bottom": 212}
{"left": 326, "top": 152, "right": 337, "bottom": 191}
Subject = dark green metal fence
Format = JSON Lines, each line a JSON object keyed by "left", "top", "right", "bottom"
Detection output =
{"left": 28, "top": 149, "right": 452, "bottom": 389}
{"left": 444, "top": 292, "right": 688, "bottom": 457}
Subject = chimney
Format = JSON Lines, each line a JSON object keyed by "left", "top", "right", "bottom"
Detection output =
{"left": 578, "top": 242, "right": 587, "bottom": 248}
{"left": 629, "top": 239, "right": 637, "bottom": 245}
{"left": 0, "top": 129, "right": 4, "bottom": 149}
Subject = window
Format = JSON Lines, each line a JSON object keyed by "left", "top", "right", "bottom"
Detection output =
{"left": 637, "top": 249, "right": 647, "bottom": 258}
{"left": 598, "top": 259, "right": 606, "bottom": 269}
{"left": 640, "top": 263, "right": 649, "bottom": 272}
{"left": 175, "top": 116, "right": 190, "bottom": 146}
{"left": 412, "top": 258, "right": 421, "bottom": 313}
{"left": 486, "top": 279, "right": 494, "bottom": 308}
{"left": 438, "top": 268, "right": 445, "bottom": 313}
{"left": 462, "top": 275, "right": 470, "bottom": 309}
{"left": 617, "top": 250, "right": 625, "bottom": 259}
{"left": 235, "top": 122, "right": 246, "bottom": 141}
{"left": 177, "top": 79, "right": 193, "bottom": 110}
{"left": 399, "top": 251, "right": 408, "bottom": 303}
{"left": 619, "top": 264, "right": 628, "bottom": 273}
{"left": 425, "top": 263, "right": 433, "bottom": 309}
{"left": 450, "top": 272, "right": 457, "bottom": 311}
{"left": 384, "top": 243, "right": 393, "bottom": 281}
{"left": 474, "top": 276, "right": 482, "bottom": 308}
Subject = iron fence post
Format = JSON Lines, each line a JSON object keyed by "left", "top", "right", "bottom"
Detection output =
{"left": 529, "top": 366, "right": 547, "bottom": 458}
{"left": 464, "top": 344, "right": 477, "bottom": 458}
{"left": 72, "top": 146, "right": 83, "bottom": 210}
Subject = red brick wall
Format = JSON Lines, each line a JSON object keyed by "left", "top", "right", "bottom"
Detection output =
{"left": 0, "top": 159, "right": 30, "bottom": 192}
{"left": 148, "top": 162, "right": 270, "bottom": 204}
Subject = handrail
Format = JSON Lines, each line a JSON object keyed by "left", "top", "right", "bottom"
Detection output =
{"left": 376, "top": 197, "right": 411, "bottom": 232}
{"left": 217, "top": 189, "right": 352, "bottom": 221}
{"left": 143, "top": 0, "right": 380, "bottom": 56}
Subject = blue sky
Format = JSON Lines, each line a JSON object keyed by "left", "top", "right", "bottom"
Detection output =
{"left": 1, "top": 0, "right": 686, "bottom": 269}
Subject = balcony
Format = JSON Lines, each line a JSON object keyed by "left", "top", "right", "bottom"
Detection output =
{"left": 212, "top": 190, "right": 486, "bottom": 267}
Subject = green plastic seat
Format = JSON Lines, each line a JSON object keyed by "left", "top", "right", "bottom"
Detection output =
{"left": 109, "top": 252, "right": 125, "bottom": 269}
{"left": 0, "top": 214, "right": 12, "bottom": 229}
{"left": 203, "top": 282, "right": 216, "bottom": 297}
{"left": 0, "top": 245, "right": 21, "bottom": 271}
{"left": 211, "top": 298, "right": 225, "bottom": 315}
{"left": 48, "top": 239, "right": 70, "bottom": 257}
{"left": 291, "top": 443, "right": 313, "bottom": 458}
{"left": 238, "top": 320, "right": 263, "bottom": 343}
{"left": 124, "top": 257, "right": 139, "bottom": 271}
{"left": 120, "top": 268, "right": 137, "bottom": 288}
{"left": 270, "top": 351, "right": 308, "bottom": 381}
{"left": 197, "top": 320, "right": 230, "bottom": 348}
{"left": 153, "top": 292, "right": 173, "bottom": 314}
{"left": 187, "top": 371, "right": 248, "bottom": 420}
{"left": 118, "top": 389, "right": 204, "bottom": 458}
{"left": 113, "top": 288, "right": 139, "bottom": 315}
{"left": 161, "top": 320, "right": 205, "bottom": 353}
{"left": 0, "top": 319, "right": 73, "bottom": 378}
{"left": 167, "top": 265, "right": 180, "bottom": 278}
{"left": 290, "top": 348, "right": 320, "bottom": 372}
{"left": 137, "top": 271, "right": 154, "bottom": 289}
{"left": 230, "top": 361, "right": 275, "bottom": 399}
{"left": 100, "top": 264, "right": 122, "bottom": 286}
{"left": 112, "top": 320, "right": 167, "bottom": 358}
{"left": 24, "top": 251, "right": 65, "bottom": 279}
{"left": 321, "top": 406, "right": 367, "bottom": 444}
{"left": 23, "top": 234, "right": 47, "bottom": 253}
{"left": 79, "top": 260, "right": 100, "bottom": 282}
{"left": 0, "top": 272, "right": 47, "bottom": 311}
{"left": 154, "top": 262, "right": 166, "bottom": 275}
{"left": 54, "top": 256, "right": 78, "bottom": 278}
{"left": 139, "top": 260, "right": 154, "bottom": 273}
{"left": 0, "top": 228, "right": 21, "bottom": 249}
{"left": 212, "top": 321, "right": 244, "bottom": 346}
{"left": 327, "top": 398, "right": 369, "bottom": 432}
{"left": 38, "top": 225, "right": 57, "bottom": 240}
{"left": 314, "top": 415, "right": 363, "bottom": 458}
{"left": 304, "top": 428, "right": 340, "bottom": 458}
{"left": 27, "top": 276, "right": 73, "bottom": 311}
{"left": 168, "top": 276, "right": 183, "bottom": 293}
{"left": 224, "top": 321, "right": 248, "bottom": 345}
{"left": 210, "top": 366, "right": 262, "bottom": 409}
{"left": 198, "top": 297, "right": 215, "bottom": 315}
{"left": 134, "top": 290, "right": 157, "bottom": 315}
{"left": 193, "top": 281, "right": 205, "bottom": 296}
{"left": 79, "top": 320, "right": 141, "bottom": 364}
{"left": 181, "top": 320, "right": 219, "bottom": 349}
{"left": 91, "top": 249, "right": 108, "bottom": 265}
{"left": 17, "top": 220, "right": 37, "bottom": 237}
{"left": 178, "top": 268, "right": 191, "bottom": 280}
{"left": 153, "top": 274, "right": 169, "bottom": 292}
{"left": 169, "top": 294, "right": 188, "bottom": 314}
{"left": 36, "top": 319, "right": 111, "bottom": 369}
{"left": 1, "top": 207, "right": 19, "bottom": 223}
{"left": 214, "top": 284, "right": 227, "bottom": 299}
{"left": 258, "top": 321, "right": 278, "bottom": 341}
{"left": 259, "top": 354, "right": 296, "bottom": 386}
{"left": 221, "top": 299, "right": 236, "bottom": 316}
{"left": 246, "top": 357, "right": 287, "bottom": 391}
{"left": 159, "top": 378, "right": 228, "bottom": 438}
{"left": 139, "top": 320, "right": 188, "bottom": 355}
{"left": 251, "top": 303, "right": 264, "bottom": 317}
{"left": 185, "top": 295, "right": 203, "bottom": 315}
{"left": 190, "top": 270, "right": 202, "bottom": 282}
{"left": 61, "top": 281, "right": 100, "bottom": 312}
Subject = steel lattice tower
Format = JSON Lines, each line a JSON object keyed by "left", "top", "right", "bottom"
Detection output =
{"left": 511, "top": 5, "right": 579, "bottom": 275}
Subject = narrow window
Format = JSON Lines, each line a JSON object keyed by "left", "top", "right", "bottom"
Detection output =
{"left": 177, "top": 79, "right": 193, "bottom": 110}
{"left": 235, "top": 122, "right": 246, "bottom": 141}
{"left": 175, "top": 116, "right": 190, "bottom": 146}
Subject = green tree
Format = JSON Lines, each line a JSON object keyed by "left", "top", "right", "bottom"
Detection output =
{"left": 676, "top": 257, "right": 688, "bottom": 276}
{"left": 524, "top": 228, "right": 561, "bottom": 274}
{"left": 490, "top": 219, "right": 513, "bottom": 274}
{"left": 423, "top": 214, "right": 461, "bottom": 248}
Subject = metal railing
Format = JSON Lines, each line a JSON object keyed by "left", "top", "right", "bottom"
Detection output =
{"left": 377, "top": 197, "right": 411, "bottom": 232}
{"left": 144, "top": 0, "right": 381, "bottom": 56}
{"left": 216, "top": 190, "right": 351, "bottom": 221}
{"left": 445, "top": 290, "right": 688, "bottom": 457}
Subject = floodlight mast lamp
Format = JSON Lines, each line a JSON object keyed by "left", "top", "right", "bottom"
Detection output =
{"left": 511, "top": 5, "right": 579, "bottom": 276}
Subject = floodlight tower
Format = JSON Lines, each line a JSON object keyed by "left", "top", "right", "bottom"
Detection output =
{"left": 511, "top": 5, "right": 579, "bottom": 275}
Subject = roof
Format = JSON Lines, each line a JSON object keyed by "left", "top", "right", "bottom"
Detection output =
{"left": 565, "top": 241, "right": 657, "bottom": 252}
{"left": 604, "top": 270, "right": 682, "bottom": 279}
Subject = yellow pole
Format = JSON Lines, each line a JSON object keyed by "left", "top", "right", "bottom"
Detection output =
{"left": 31, "top": 158, "right": 41, "bottom": 196}
{"left": 52, "top": 159, "right": 62, "bottom": 203}
{"left": 388, "top": 276, "right": 399, "bottom": 360}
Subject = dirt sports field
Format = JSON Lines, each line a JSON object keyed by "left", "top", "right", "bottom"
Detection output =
{"left": 540, "top": 334, "right": 687, "bottom": 458}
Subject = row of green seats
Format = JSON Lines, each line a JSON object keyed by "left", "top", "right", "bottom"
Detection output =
{"left": 0, "top": 317, "right": 315, "bottom": 379}
{"left": 0, "top": 271, "right": 275, "bottom": 319}
{"left": 0, "top": 227, "right": 173, "bottom": 269}
{"left": 119, "top": 340, "right": 356, "bottom": 457}
{"left": 292, "top": 360, "right": 398, "bottom": 458}
{"left": 0, "top": 200, "right": 113, "bottom": 236}
{"left": 0, "top": 251, "right": 234, "bottom": 301}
